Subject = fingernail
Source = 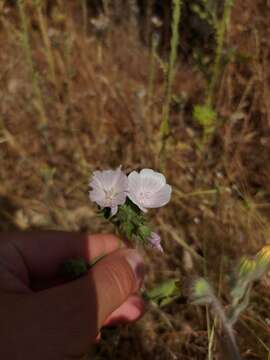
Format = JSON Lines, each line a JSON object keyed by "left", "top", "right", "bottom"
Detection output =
{"left": 125, "top": 250, "right": 145, "bottom": 291}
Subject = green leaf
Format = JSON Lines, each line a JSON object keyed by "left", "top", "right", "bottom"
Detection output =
{"left": 143, "top": 279, "right": 181, "bottom": 307}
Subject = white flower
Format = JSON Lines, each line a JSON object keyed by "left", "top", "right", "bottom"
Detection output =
{"left": 127, "top": 169, "right": 172, "bottom": 212}
{"left": 89, "top": 166, "right": 128, "bottom": 216}
{"left": 148, "top": 232, "right": 164, "bottom": 252}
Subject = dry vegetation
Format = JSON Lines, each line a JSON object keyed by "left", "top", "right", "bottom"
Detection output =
{"left": 0, "top": 0, "right": 270, "bottom": 359}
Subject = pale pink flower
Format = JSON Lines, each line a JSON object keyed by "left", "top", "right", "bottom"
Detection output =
{"left": 89, "top": 166, "right": 128, "bottom": 216}
{"left": 127, "top": 169, "right": 172, "bottom": 212}
{"left": 148, "top": 232, "right": 164, "bottom": 252}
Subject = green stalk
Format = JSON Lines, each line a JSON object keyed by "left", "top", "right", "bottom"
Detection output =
{"left": 206, "top": 0, "right": 234, "bottom": 106}
{"left": 159, "top": 0, "right": 182, "bottom": 162}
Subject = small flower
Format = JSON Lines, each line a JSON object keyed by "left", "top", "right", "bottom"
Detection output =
{"left": 89, "top": 166, "right": 128, "bottom": 216}
{"left": 127, "top": 169, "right": 172, "bottom": 212}
{"left": 256, "top": 245, "right": 270, "bottom": 265}
{"left": 148, "top": 232, "right": 164, "bottom": 252}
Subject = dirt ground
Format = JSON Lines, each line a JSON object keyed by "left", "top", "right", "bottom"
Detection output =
{"left": 0, "top": 1, "right": 270, "bottom": 359}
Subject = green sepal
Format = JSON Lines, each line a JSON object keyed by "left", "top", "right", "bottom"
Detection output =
{"left": 114, "top": 202, "right": 152, "bottom": 245}
{"left": 138, "top": 225, "right": 152, "bottom": 242}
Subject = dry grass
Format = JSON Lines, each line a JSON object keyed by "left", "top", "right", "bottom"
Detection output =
{"left": 0, "top": 1, "right": 270, "bottom": 359}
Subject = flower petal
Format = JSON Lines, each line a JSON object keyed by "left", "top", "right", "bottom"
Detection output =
{"left": 89, "top": 188, "right": 105, "bottom": 204}
{"left": 113, "top": 192, "right": 127, "bottom": 207}
{"left": 127, "top": 171, "right": 147, "bottom": 210}
{"left": 144, "top": 184, "right": 172, "bottom": 208}
{"left": 140, "top": 169, "right": 166, "bottom": 193}
{"left": 128, "top": 192, "right": 148, "bottom": 212}
{"left": 100, "top": 170, "right": 117, "bottom": 190}
{"left": 89, "top": 171, "right": 104, "bottom": 189}
{"left": 128, "top": 171, "right": 142, "bottom": 192}
{"left": 148, "top": 232, "right": 164, "bottom": 252}
{"left": 114, "top": 172, "right": 128, "bottom": 193}
{"left": 111, "top": 206, "right": 118, "bottom": 216}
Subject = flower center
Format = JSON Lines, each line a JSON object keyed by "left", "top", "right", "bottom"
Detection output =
{"left": 104, "top": 188, "right": 116, "bottom": 202}
{"left": 139, "top": 191, "right": 151, "bottom": 203}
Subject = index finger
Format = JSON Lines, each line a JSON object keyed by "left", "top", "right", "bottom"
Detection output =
{"left": 3, "top": 232, "right": 123, "bottom": 279}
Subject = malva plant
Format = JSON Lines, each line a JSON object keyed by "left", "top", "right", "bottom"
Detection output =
{"left": 88, "top": 167, "right": 184, "bottom": 308}
{"left": 60, "top": 166, "right": 181, "bottom": 307}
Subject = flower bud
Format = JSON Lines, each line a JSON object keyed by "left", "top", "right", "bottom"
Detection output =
{"left": 256, "top": 245, "right": 270, "bottom": 266}
{"left": 238, "top": 257, "right": 257, "bottom": 279}
{"left": 191, "top": 278, "right": 214, "bottom": 304}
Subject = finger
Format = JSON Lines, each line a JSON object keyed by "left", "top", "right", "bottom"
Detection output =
{"left": 6, "top": 232, "right": 123, "bottom": 278}
{"left": 89, "top": 248, "right": 145, "bottom": 329}
{"left": 32, "top": 249, "right": 144, "bottom": 355}
{"left": 95, "top": 332, "right": 101, "bottom": 343}
{"left": 103, "top": 295, "right": 145, "bottom": 326}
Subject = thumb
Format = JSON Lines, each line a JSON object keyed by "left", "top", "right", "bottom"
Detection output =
{"left": 90, "top": 248, "right": 145, "bottom": 328}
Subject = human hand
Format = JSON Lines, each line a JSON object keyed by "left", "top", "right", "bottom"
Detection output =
{"left": 0, "top": 232, "right": 145, "bottom": 359}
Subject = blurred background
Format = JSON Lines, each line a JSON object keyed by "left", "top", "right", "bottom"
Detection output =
{"left": 0, "top": 0, "right": 270, "bottom": 359}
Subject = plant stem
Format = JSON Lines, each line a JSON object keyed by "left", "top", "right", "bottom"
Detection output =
{"left": 206, "top": 0, "right": 234, "bottom": 106}
{"left": 211, "top": 297, "right": 242, "bottom": 360}
{"left": 159, "top": 0, "right": 182, "bottom": 164}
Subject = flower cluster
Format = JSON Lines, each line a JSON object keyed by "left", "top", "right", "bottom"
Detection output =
{"left": 89, "top": 166, "right": 172, "bottom": 252}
